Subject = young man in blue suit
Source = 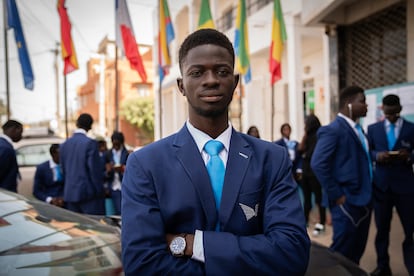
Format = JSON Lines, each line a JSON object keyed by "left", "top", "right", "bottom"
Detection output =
{"left": 367, "top": 94, "right": 414, "bottom": 276}
{"left": 311, "top": 86, "right": 372, "bottom": 264}
{"left": 121, "top": 29, "right": 310, "bottom": 275}
{"left": 0, "top": 120, "right": 23, "bottom": 192}
{"left": 33, "top": 144, "right": 64, "bottom": 207}
{"left": 274, "top": 123, "right": 302, "bottom": 183}
{"left": 60, "top": 113, "right": 105, "bottom": 215}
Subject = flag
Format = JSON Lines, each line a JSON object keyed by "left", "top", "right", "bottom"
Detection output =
{"left": 116, "top": 0, "right": 147, "bottom": 83}
{"left": 197, "top": 0, "right": 215, "bottom": 29}
{"left": 57, "top": 0, "right": 79, "bottom": 75}
{"left": 6, "top": 0, "right": 34, "bottom": 90}
{"left": 234, "top": 0, "right": 251, "bottom": 84}
{"left": 269, "top": 0, "right": 287, "bottom": 84}
{"left": 158, "top": 0, "right": 175, "bottom": 83}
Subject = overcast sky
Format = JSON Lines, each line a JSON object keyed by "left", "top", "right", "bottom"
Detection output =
{"left": 0, "top": 0, "right": 157, "bottom": 124}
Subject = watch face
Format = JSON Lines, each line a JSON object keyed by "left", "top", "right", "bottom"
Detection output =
{"left": 169, "top": 236, "right": 186, "bottom": 255}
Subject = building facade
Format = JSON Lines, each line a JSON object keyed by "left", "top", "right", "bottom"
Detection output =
{"left": 154, "top": 0, "right": 414, "bottom": 141}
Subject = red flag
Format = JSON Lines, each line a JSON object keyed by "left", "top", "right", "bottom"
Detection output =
{"left": 57, "top": 0, "right": 78, "bottom": 75}
{"left": 116, "top": 0, "right": 147, "bottom": 82}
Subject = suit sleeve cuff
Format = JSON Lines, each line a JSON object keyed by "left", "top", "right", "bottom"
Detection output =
{"left": 191, "top": 229, "right": 205, "bottom": 263}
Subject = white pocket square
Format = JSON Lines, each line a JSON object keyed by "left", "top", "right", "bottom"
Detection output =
{"left": 239, "top": 203, "right": 259, "bottom": 221}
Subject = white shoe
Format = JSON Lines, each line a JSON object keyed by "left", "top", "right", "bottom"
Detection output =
{"left": 312, "top": 223, "right": 325, "bottom": 236}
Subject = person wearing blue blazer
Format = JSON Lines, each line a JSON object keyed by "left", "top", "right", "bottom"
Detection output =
{"left": 33, "top": 143, "right": 64, "bottom": 207}
{"left": 60, "top": 113, "right": 105, "bottom": 215}
{"left": 0, "top": 120, "right": 23, "bottom": 193}
{"left": 274, "top": 123, "right": 302, "bottom": 182}
{"left": 311, "top": 86, "right": 372, "bottom": 265}
{"left": 367, "top": 94, "right": 414, "bottom": 276}
{"left": 105, "top": 131, "right": 129, "bottom": 215}
{"left": 121, "top": 29, "right": 310, "bottom": 275}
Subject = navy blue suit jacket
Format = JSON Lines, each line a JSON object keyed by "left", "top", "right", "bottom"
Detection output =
{"left": 60, "top": 133, "right": 104, "bottom": 202}
{"left": 33, "top": 161, "right": 64, "bottom": 201}
{"left": 0, "top": 137, "right": 19, "bottom": 192}
{"left": 367, "top": 119, "right": 414, "bottom": 194}
{"left": 274, "top": 138, "right": 302, "bottom": 173}
{"left": 311, "top": 116, "right": 372, "bottom": 206}
{"left": 105, "top": 147, "right": 129, "bottom": 187}
{"left": 122, "top": 126, "right": 310, "bottom": 275}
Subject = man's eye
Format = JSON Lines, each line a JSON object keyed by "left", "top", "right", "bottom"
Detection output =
{"left": 189, "top": 71, "right": 202, "bottom": 77}
{"left": 217, "top": 70, "right": 230, "bottom": 77}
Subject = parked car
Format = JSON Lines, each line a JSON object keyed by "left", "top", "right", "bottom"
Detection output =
{"left": 0, "top": 188, "right": 123, "bottom": 275}
{"left": 0, "top": 189, "right": 367, "bottom": 276}
{"left": 14, "top": 136, "right": 64, "bottom": 199}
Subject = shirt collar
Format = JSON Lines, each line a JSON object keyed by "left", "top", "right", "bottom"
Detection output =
{"left": 0, "top": 134, "right": 13, "bottom": 146}
{"left": 385, "top": 118, "right": 402, "bottom": 128}
{"left": 338, "top": 113, "right": 360, "bottom": 129}
{"left": 186, "top": 120, "right": 232, "bottom": 154}
{"left": 74, "top": 128, "right": 87, "bottom": 135}
{"left": 49, "top": 159, "right": 58, "bottom": 168}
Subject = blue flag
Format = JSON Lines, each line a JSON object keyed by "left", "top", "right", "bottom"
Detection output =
{"left": 6, "top": 0, "right": 34, "bottom": 90}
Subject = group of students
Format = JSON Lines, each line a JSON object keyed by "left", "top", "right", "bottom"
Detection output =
{"left": 248, "top": 88, "right": 414, "bottom": 275}
{"left": 32, "top": 113, "right": 129, "bottom": 216}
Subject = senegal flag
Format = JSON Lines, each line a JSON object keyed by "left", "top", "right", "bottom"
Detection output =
{"left": 269, "top": 0, "right": 287, "bottom": 84}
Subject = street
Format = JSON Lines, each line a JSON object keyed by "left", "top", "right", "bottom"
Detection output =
{"left": 308, "top": 208, "right": 407, "bottom": 275}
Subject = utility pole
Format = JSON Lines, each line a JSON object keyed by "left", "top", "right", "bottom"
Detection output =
{"left": 53, "top": 42, "right": 60, "bottom": 133}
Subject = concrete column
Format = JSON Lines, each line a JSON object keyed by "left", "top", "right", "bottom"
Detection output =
{"left": 286, "top": 14, "right": 303, "bottom": 140}
{"left": 407, "top": 0, "right": 414, "bottom": 81}
{"left": 323, "top": 25, "right": 339, "bottom": 123}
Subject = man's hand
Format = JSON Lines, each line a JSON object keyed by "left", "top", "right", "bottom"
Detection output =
{"left": 50, "top": 197, "right": 64, "bottom": 207}
{"left": 336, "top": 195, "right": 346, "bottom": 205}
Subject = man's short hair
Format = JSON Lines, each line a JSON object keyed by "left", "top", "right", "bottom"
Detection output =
{"left": 76, "top": 113, "right": 93, "bottom": 130}
{"left": 111, "top": 131, "right": 125, "bottom": 144}
{"left": 2, "top": 120, "right": 23, "bottom": 131}
{"left": 178, "top": 28, "right": 235, "bottom": 71}
{"left": 50, "top": 143, "right": 60, "bottom": 155}
{"left": 382, "top": 94, "right": 400, "bottom": 106}
{"left": 339, "top": 86, "right": 364, "bottom": 108}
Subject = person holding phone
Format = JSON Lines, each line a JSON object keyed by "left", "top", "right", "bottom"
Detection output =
{"left": 367, "top": 94, "right": 414, "bottom": 276}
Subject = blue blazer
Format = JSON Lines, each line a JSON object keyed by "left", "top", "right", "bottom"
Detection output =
{"left": 60, "top": 133, "right": 104, "bottom": 202}
{"left": 0, "top": 137, "right": 19, "bottom": 192}
{"left": 105, "top": 147, "right": 129, "bottom": 187}
{"left": 274, "top": 138, "right": 302, "bottom": 173}
{"left": 122, "top": 126, "right": 310, "bottom": 275}
{"left": 367, "top": 119, "right": 414, "bottom": 194}
{"left": 311, "top": 116, "right": 372, "bottom": 206}
{"left": 33, "top": 161, "right": 64, "bottom": 201}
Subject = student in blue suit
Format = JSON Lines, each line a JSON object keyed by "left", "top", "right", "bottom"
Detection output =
{"left": 121, "top": 29, "right": 310, "bottom": 275}
{"left": 274, "top": 123, "right": 302, "bottom": 182}
{"left": 60, "top": 113, "right": 105, "bottom": 215}
{"left": 106, "top": 131, "right": 129, "bottom": 215}
{"left": 367, "top": 94, "right": 414, "bottom": 276}
{"left": 33, "top": 144, "right": 64, "bottom": 207}
{"left": 0, "top": 120, "right": 23, "bottom": 192}
{"left": 311, "top": 86, "right": 372, "bottom": 264}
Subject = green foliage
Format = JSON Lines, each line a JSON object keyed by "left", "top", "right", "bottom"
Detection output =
{"left": 120, "top": 97, "right": 154, "bottom": 139}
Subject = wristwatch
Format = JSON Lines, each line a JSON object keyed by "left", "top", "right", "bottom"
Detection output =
{"left": 169, "top": 235, "right": 186, "bottom": 257}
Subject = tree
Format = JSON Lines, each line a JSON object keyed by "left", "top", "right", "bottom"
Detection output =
{"left": 120, "top": 97, "right": 154, "bottom": 141}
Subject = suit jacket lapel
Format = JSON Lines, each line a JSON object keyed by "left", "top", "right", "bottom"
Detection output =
{"left": 220, "top": 130, "right": 252, "bottom": 228}
{"left": 173, "top": 126, "right": 218, "bottom": 230}
{"left": 337, "top": 116, "right": 365, "bottom": 151}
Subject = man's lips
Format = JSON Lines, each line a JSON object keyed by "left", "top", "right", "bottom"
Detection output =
{"left": 200, "top": 95, "right": 223, "bottom": 102}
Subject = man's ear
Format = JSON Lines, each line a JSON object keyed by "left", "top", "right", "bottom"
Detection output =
{"left": 234, "top": 74, "right": 240, "bottom": 90}
{"left": 177, "top": 78, "right": 185, "bottom": 96}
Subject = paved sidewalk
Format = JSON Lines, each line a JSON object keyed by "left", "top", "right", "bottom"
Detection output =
{"left": 308, "top": 208, "right": 407, "bottom": 275}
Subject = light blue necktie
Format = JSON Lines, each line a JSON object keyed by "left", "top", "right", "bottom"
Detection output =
{"left": 387, "top": 123, "right": 396, "bottom": 150}
{"left": 55, "top": 164, "right": 62, "bottom": 182}
{"left": 204, "top": 140, "right": 225, "bottom": 231}
{"left": 356, "top": 124, "right": 373, "bottom": 180}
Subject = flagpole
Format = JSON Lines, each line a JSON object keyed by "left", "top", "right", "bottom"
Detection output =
{"left": 238, "top": 81, "right": 243, "bottom": 132}
{"left": 158, "top": 76, "right": 163, "bottom": 138}
{"left": 63, "top": 74, "right": 69, "bottom": 139}
{"left": 3, "top": 0, "right": 10, "bottom": 120}
{"left": 115, "top": 45, "right": 119, "bottom": 131}
{"left": 271, "top": 84, "right": 275, "bottom": 141}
